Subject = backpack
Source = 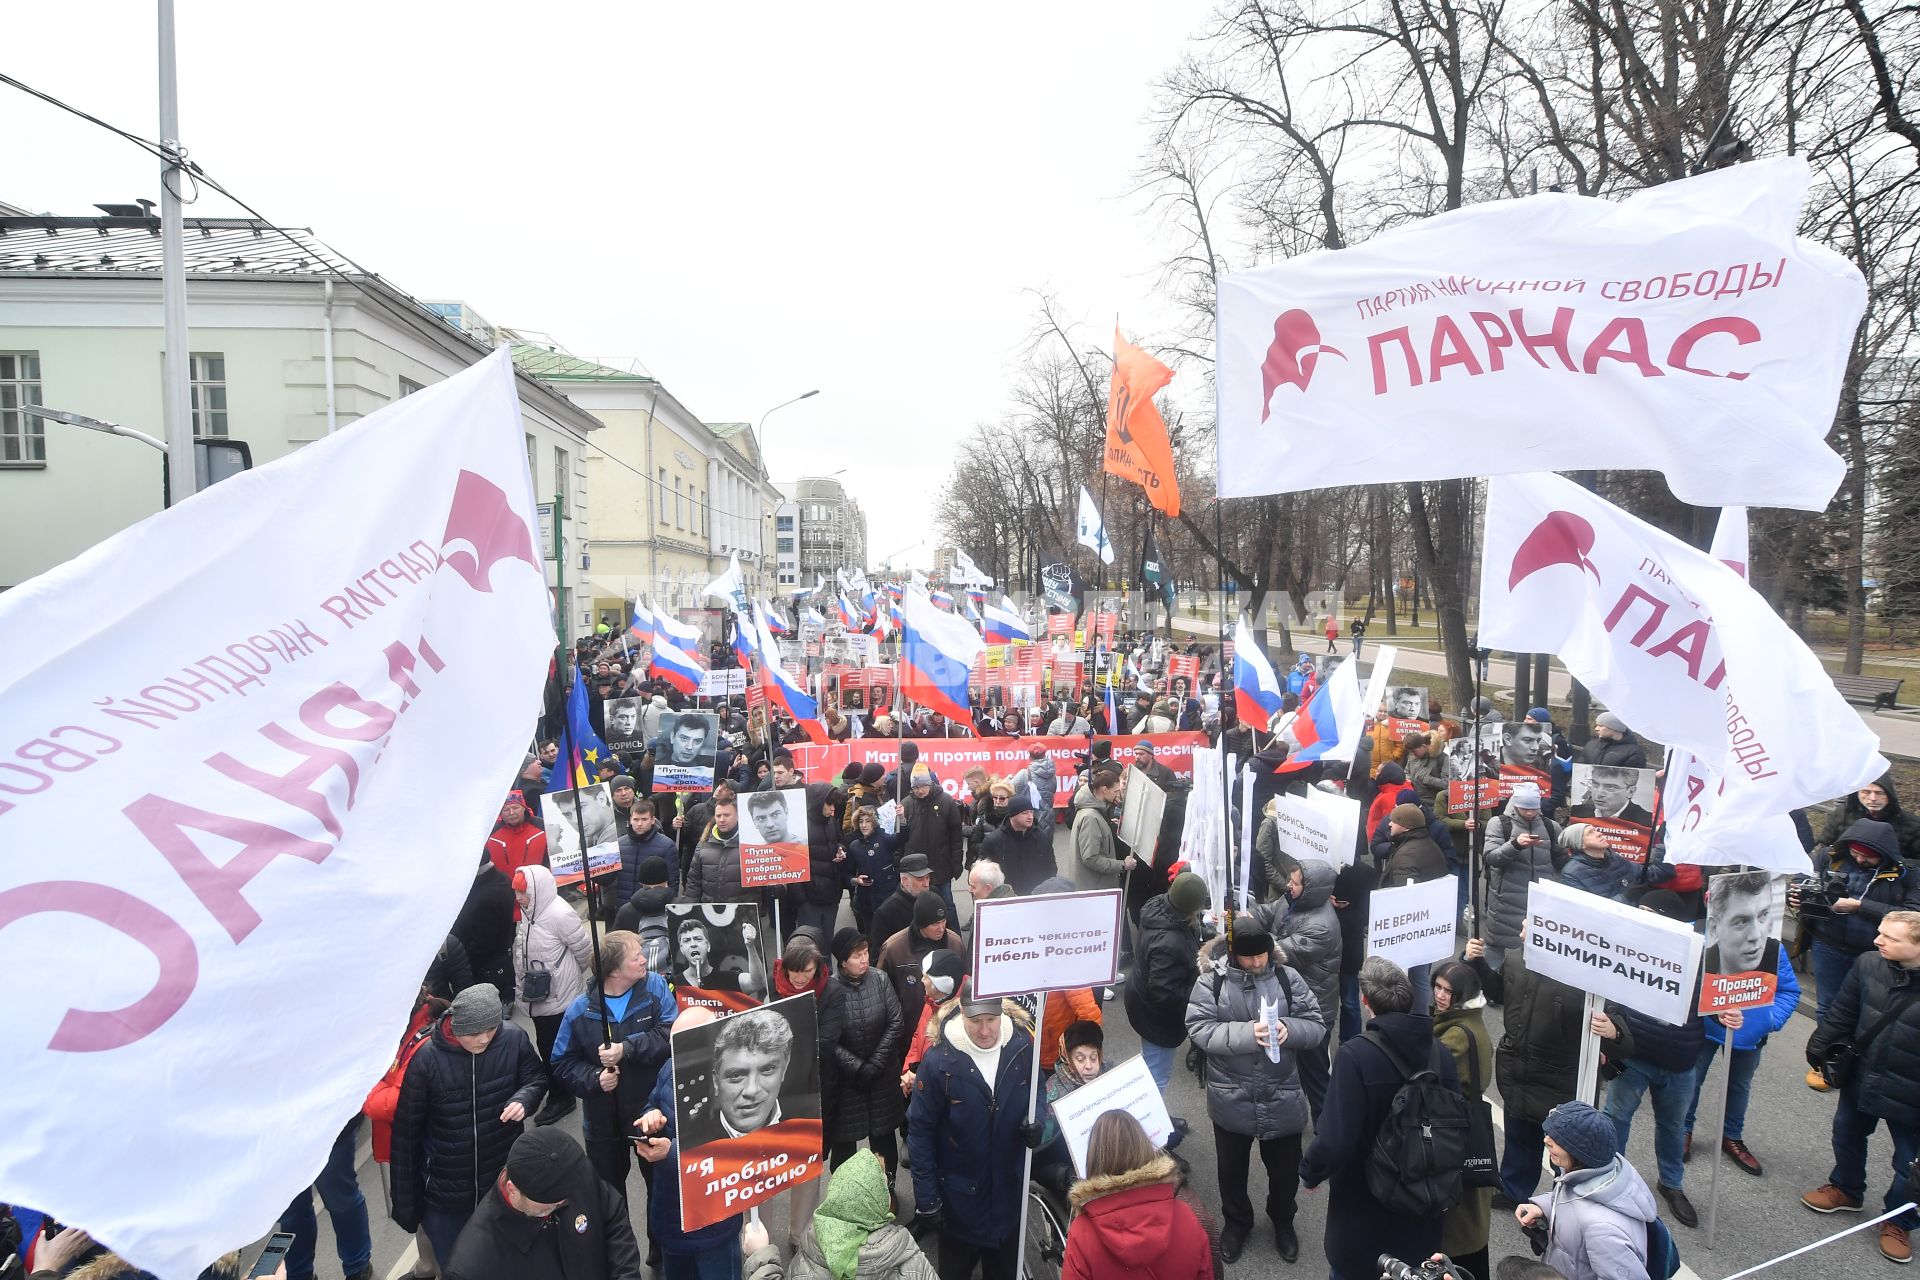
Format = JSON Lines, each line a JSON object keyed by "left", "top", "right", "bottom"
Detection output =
{"left": 635, "top": 910, "right": 671, "bottom": 976}
{"left": 1647, "top": 1216, "right": 1680, "bottom": 1280}
{"left": 1360, "top": 1029, "right": 1470, "bottom": 1217}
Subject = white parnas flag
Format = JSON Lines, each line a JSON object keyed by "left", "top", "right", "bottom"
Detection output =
{"left": 1480, "top": 472, "right": 1885, "bottom": 845}
{"left": 0, "top": 351, "right": 553, "bottom": 1278}
{"left": 1217, "top": 158, "right": 1864, "bottom": 510}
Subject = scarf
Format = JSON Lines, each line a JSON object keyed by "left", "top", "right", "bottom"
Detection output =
{"left": 813, "top": 1149, "right": 893, "bottom": 1280}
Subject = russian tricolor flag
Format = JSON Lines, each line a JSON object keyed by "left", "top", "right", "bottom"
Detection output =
{"left": 656, "top": 612, "right": 702, "bottom": 650}
{"left": 731, "top": 614, "right": 760, "bottom": 667}
{"left": 804, "top": 605, "right": 827, "bottom": 628}
{"left": 764, "top": 606, "right": 792, "bottom": 637}
{"left": 901, "top": 590, "right": 982, "bottom": 725}
{"left": 649, "top": 635, "right": 703, "bottom": 694}
{"left": 1277, "top": 654, "right": 1364, "bottom": 772}
{"left": 966, "top": 587, "right": 987, "bottom": 609}
{"left": 752, "top": 604, "right": 827, "bottom": 742}
{"left": 1232, "top": 619, "right": 1286, "bottom": 728}
{"left": 628, "top": 601, "right": 655, "bottom": 646}
{"left": 983, "top": 596, "right": 1032, "bottom": 645}
{"left": 931, "top": 589, "right": 953, "bottom": 609}
{"left": 836, "top": 594, "right": 860, "bottom": 629}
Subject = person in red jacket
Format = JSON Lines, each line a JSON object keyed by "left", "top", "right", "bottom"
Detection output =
{"left": 486, "top": 791, "right": 548, "bottom": 881}
{"left": 1065, "top": 1110, "right": 1218, "bottom": 1280}
{"left": 363, "top": 990, "right": 447, "bottom": 1279}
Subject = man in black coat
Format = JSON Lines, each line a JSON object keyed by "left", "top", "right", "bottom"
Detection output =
{"left": 443, "top": 1129, "right": 642, "bottom": 1280}
{"left": 1123, "top": 872, "right": 1210, "bottom": 1145}
{"left": 454, "top": 853, "right": 517, "bottom": 1005}
{"left": 981, "top": 792, "right": 1055, "bottom": 894}
{"left": 769, "top": 751, "right": 846, "bottom": 937}
{"left": 901, "top": 764, "right": 965, "bottom": 920}
{"left": 868, "top": 852, "right": 933, "bottom": 954}
{"left": 1577, "top": 711, "right": 1649, "bottom": 769}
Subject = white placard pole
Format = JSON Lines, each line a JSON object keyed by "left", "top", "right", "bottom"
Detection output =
{"left": 1015, "top": 988, "right": 1048, "bottom": 1280}
{"left": 1575, "top": 991, "right": 1603, "bottom": 1106}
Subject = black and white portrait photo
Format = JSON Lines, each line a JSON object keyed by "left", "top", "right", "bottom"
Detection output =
{"left": 1444, "top": 725, "right": 1504, "bottom": 782}
{"left": 672, "top": 997, "right": 822, "bottom": 1151}
{"left": 1569, "top": 764, "right": 1657, "bottom": 827}
{"left": 542, "top": 783, "right": 621, "bottom": 878}
{"left": 654, "top": 711, "right": 720, "bottom": 792}
{"left": 1501, "top": 719, "right": 1556, "bottom": 774}
{"left": 1704, "top": 870, "right": 1782, "bottom": 977}
{"left": 665, "top": 903, "right": 770, "bottom": 1010}
{"left": 739, "top": 788, "right": 806, "bottom": 847}
{"left": 1384, "top": 685, "right": 1429, "bottom": 722}
{"left": 605, "top": 696, "right": 647, "bottom": 753}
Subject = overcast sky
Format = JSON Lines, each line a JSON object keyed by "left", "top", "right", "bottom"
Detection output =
{"left": 4, "top": 1, "right": 1210, "bottom": 569}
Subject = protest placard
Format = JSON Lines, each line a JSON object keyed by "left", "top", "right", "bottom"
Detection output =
{"left": 1119, "top": 767, "right": 1168, "bottom": 865}
{"left": 1568, "top": 763, "right": 1660, "bottom": 863}
{"left": 654, "top": 711, "right": 720, "bottom": 792}
{"left": 790, "top": 733, "right": 1209, "bottom": 808}
{"left": 1050, "top": 1054, "right": 1174, "bottom": 1177}
{"left": 671, "top": 994, "right": 823, "bottom": 1230}
{"left": 971, "top": 889, "right": 1123, "bottom": 998}
{"left": 1446, "top": 778, "right": 1505, "bottom": 815}
{"left": 1268, "top": 788, "right": 1360, "bottom": 869}
{"left": 604, "top": 696, "right": 649, "bottom": 753}
{"left": 666, "top": 903, "right": 770, "bottom": 1013}
{"left": 1366, "top": 875, "right": 1459, "bottom": 971}
{"left": 1698, "top": 870, "right": 1784, "bottom": 1015}
{"left": 1525, "top": 879, "right": 1701, "bottom": 1025}
{"left": 738, "top": 789, "right": 810, "bottom": 889}
{"left": 697, "top": 669, "right": 746, "bottom": 698}
{"left": 543, "top": 783, "right": 622, "bottom": 884}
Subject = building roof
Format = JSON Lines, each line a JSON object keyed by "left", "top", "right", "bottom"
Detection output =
{"left": 511, "top": 344, "right": 656, "bottom": 383}
{"left": 0, "top": 215, "right": 364, "bottom": 276}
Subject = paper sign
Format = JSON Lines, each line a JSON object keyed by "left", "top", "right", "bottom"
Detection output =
{"left": 698, "top": 669, "right": 747, "bottom": 697}
{"left": 738, "top": 788, "right": 811, "bottom": 889}
{"left": 1269, "top": 788, "right": 1360, "bottom": 869}
{"left": 1366, "top": 875, "right": 1459, "bottom": 970}
{"left": 1119, "top": 766, "right": 1168, "bottom": 864}
{"left": 971, "top": 889, "right": 1123, "bottom": 998}
{"left": 1526, "top": 879, "right": 1702, "bottom": 1026}
{"left": 1051, "top": 1054, "right": 1174, "bottom": 1176}
{"left": 1697, "top": 870, "right": 1784, "bottom": 1015}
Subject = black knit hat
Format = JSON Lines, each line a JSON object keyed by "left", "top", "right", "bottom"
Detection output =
{"left": 912, "top": 891, "right": 947, "bottom": 930}
{"left": 831, "top": 926, "right": 868, "bottom": 964}
{"left": 637, "top": 856, "right": 669, "bottom": 886}
{"left": 505, "top": 1127, "right": 588, "bottom": 1201}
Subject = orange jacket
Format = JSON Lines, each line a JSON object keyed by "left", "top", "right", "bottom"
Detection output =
{"left": 362, "top": 999, "right": 440, "bottom": 1163}
{"left": 1040, "top": 987, "right": 1102, "bottom": 1071}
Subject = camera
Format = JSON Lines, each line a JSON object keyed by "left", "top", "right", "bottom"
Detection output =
{"left": 1378, "top": 1255, "right": 1470, "bottom": 1280}
{"left": 1787, "top": 872, "right": 1849, "bottom": 922}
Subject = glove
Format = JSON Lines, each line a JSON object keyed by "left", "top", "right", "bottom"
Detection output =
{"left": 911, "top": 1207, "right": 944, "bottom": 1238}
{"left": 853, "top": 1062, "right": 880, "bottom": 1087}
{"left": 1018, "top": 1120, "right": 1046, "bottom": 1150}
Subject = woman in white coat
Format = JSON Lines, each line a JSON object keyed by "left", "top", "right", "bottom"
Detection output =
{"left": 512, "top": 863, "right": 592, "bottom": 1125}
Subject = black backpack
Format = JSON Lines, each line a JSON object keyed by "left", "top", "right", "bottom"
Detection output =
{"left": 1360, "top": 1029, "right": 1470, "bottom": 1217}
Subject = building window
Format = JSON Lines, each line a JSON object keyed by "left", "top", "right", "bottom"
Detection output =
{"left": 190, "top": 352, "right": 227, "bottom": 438}
{"left": 554, "top": 447, "right": 569, "bottom": 509}
{"left": 701, "top": 489, "right": 710, "bottom": 536}
{"left": 776, "top": 515, "right": 794, "bottom": 531}
{"left": 0, "top": 352, "right": 45, "bottom": 466}
{"left": 658, "top": 469, "right": 669, "bottom": 524}
{"left": 777, "top": 537, "right": 795, "bottom": 553}
{"left": 675, "top": 477, "right": 684, "bottom": 529}
{"left": 398, "top": 377, "right": 424, "bottom": 397}
{"left": 526, "top": 434, "right": 538, "bottom": 489}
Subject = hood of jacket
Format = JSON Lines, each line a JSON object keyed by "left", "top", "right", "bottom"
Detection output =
{"left": 1292, "top": 859, "right": 1336, "bottom": 911}
{"left": 627, "top": 884, "right": 674, "bottom": 916}
{"left": 1366, "top": 1010, "right": 1438, "bottom": 1066}
{"left": 1839, "top": 818, "right": 1901, "bottom": 867}
{"left": 517, "top": 862, "right": 559, "bottom": 918}
{"left": 1069, "top": 1152, "right": 1178, "bottom": 1210}
{"left": 1072, "top": 785, "right": 1111, "bottom": 817}
{"left": 67, "top": 1255, "right": 245, "bottom": 1280}
{"left": 1558, "top": 1154, "right": 1657, "bottom": 1222}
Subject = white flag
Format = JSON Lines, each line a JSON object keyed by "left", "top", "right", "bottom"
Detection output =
{"left": 1479, "top": 472, "right": 1885, "bottom": 843}
{"left": 1660, "top": 508, "right": 1804, "bottom": 872}
{"left": 0, "top": 351, "right": 552, "bottom": 1277}
{"left": 1077, "top": 485, "right": 1114, "bottom": 564}
{"left": 954, "top": 548, "right": 992, "bottom": 588}
{"left": 1217, "top": 158, "right": 1865, "bottom": 511}
{"left": 703, "top": 551, "right": 748, "bottom": 613}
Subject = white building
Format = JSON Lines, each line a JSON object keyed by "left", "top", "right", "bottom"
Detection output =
{"left": 0, "top": 210, "right": 604, "bottom": 636}
{"left": 783, "top": 474, "right": 867, "bottom": 582}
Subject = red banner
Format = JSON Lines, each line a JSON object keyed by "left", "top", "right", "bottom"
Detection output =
{"left": 792, "top": 733, "right": 1208, "bottom": 803}
{"left": 1047, "top": 612, "right": 1075, "bottom": 639}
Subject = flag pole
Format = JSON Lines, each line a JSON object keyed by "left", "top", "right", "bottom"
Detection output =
{"left": 1469, "top": 665, "right": 1485, "bottom": 944}
{"left": 1215, "top": 496, "right": 1235, "bottom": 936}
{"left": 567, "top": 664, "right": 614, "bottom": 1052}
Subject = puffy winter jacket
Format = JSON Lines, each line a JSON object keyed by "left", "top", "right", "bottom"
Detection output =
{"left": 1809, "top": 819, "right": 1920, "bottom": 955}
{"left": 1125, "top": 895, "right": 1207, "bottom": 1049}
{"left": 615, "top": 825, "right": 680, "bottom": 901}
{"left": 1706, "top": 950, "right": 1799, "bottom": 1051}
{"left": 1557, "top": 837, "right": 1636, "bottom": 903}
{"left": 485, "top": 820, "right": 548, "bottom": 880}
{"left": 1577, "top": 732, "right": 1649, "bottom": 770}
{"left": 611, "top": 885, "right": 674, "bottom": 975}
{"left": 983, "top": 819, "right": 1057, "bottom": 895}
{"left": 1064, "top": 1154, "right": 1214, "bottom": 1280}
{"left": 1071, "top": 784, "right": 1127, "bottom": 891}
{"left": 1532, "top": 1156, "right": 1657, "bottom": 1280}
{"left": 907, "top": 1003, "right": 1044, "bottom": 1247}
{"left": 1478, "top": 948, "right": 1634, "bottom": 1123}
{"left": 684, "top": 824, "right": 745, "bottom": 903}
{"left": 363, "top": 998, "right": 442, "bottom": 1164}
{"left": 1808, "top": 950, "right": 1920, "bottom": 1128}
{"left": 1252, "top": 860, "right": 1341, "bottom": 1029}
{"left": 1381, "top": 826, "right": 1449, "bottom": 889}
{"left": 1615, "top": 1000, "right": 1706, "bottom": 1074}
{"left": 901, "top": 788, "right": 965, "bottom": 883}
{"left": 512, "top": 865, "right": 592, "bottom": 1018}
{"left": 1184, "top": 936, "right": 1325, "bottom": 1139}
{"left": 1481, "top": 800, "right": 1563, "bottom": 950}
{"left": 550, "top": 973, "right": 677, "bottom": 1147}
{"left": 820, "top": 965, "right": 906, "bottom": 1144}
{"left": 1015, "top": 756, "right": 1059, "bottom": 837}
{"left": 388, "top": 1017, "right": 547, "bottom": 1230}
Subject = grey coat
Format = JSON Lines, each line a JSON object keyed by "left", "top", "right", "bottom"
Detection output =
{"left": 1014, "top": 757, "right": 1059, "bottom": 836}
{"left": 780, "top": 1222, "right": 939, "bottom": 1280}
{"left": 1250, "top": 860, "right": 1341, "bottom": 1027}
{"left": 1185, "top": 935, "right": 1326, "bottom": 1139}
{"left": 1481, "top": 799, "right": 1561, "bottom": 950}
{"left": 1071, "top": 785, "right": 1127, "bottom": 891}
{"left": 1531, "top": 1156, "right": 1657, "bottom": 1280}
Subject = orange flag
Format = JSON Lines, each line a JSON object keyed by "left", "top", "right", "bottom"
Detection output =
{"left": 1104, "top": 327, "right": 1181, "bottom": 518}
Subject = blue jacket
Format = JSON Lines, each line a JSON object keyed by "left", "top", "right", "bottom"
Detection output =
{"left": 907, "top": 1006, "right": 1045, "bottom": 1247}
{"left": 842, "top": 829, "right": 901, "bottom": 919}
{"left": 1705, "top": 950, "right": 1800, "bottom": 1051}
{"left": 1616, "top": 1001, "right": 1706, "bottom": 1074}
{"left": 615, "top": 827, "right": 681, "bottom": 901}
{"left": 642, "top": 1069, "right": 742, "bottom": 1256}
{"left": 1557, "top": 848, "right": 1635, "bottom": 903}
{"left": 550, "top": 974, "right": 677, "bottom": 1145}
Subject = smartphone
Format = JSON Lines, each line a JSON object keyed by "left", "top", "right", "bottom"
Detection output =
{"left": 247, "top": 1232, "right": 295, "bottom": 1278}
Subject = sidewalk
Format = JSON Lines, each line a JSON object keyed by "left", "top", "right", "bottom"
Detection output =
{"left": 1169, "top": 611, "right": 1920, "bottom": 760}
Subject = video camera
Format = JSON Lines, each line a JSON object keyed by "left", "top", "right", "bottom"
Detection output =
{"left": 1378, "top": 1255, "right": 1473, "bottom": 1280}
{"left": 1787, "top": 871, "right": 1850, "bottom": 922}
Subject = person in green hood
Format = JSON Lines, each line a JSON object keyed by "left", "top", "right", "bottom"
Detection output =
{"left": 743, "top": 1149, "right": 936, "bottom": 1280}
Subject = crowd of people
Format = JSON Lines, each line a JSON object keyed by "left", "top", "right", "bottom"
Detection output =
{"left": 10, "top": 621, "right": 1917, "bottom": 1280}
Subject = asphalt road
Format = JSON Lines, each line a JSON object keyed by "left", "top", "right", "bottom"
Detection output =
{"left": 300, "top": 827, "right": 1889, "bottom": 1280}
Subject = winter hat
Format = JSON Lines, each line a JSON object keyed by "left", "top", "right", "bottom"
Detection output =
{"left": 1231, "top": 923, "right": 1273, "bottom": 957}
{"left": 1526, "top": 707, "right": 1553, "bottom": 724}
{"left": 1062, "top": 1019, "right": 1105, "bottom": 1056}
{"left": 637, "top": 856, "right": 670, "bottom": 887}
{"left": 449, "top": 984, "right": 503, "bottom": 1036}
{"left": 1004, "top": 790, "right": 1035, "bottom": 818}
{"left": 910, "top": 763, "right": 933, "bottom": 786}
{"left": 1134, "top": 740, "right": 1158, "bottom": 756}
{"left": 912, "top": 891, "right": 947, "bottom": 930}
{"left": 611, "top": 774, "right": 635, "bottom": 793}
{"left": 505, "top": 1127, "right": 588, "bottom": 1201}
{"left": 831, "top": 926, "right": 868, "bottom": 964}
{"left": 1509, "top": 783, "right": 1543, "bottom": 810}
{"left": 841, "top": 762, "right": 864, "bottom": 783}
{"left": 1544, "top": 1101, "right": 1618, "bottom": 1170}
{"left": 1168, "top": 872, "right": 1210, "bottom": 916}
{"left": 924, "top": 948, "right": 965, "bottom": 998}
{"left": 1596, "top": 712, "right": 1628, "bottom": 733}
{"left": 1469, "top": 696, "right": 1496, "bottom": 716}
{"left": 512, "top": 868, "right": 531, "bottom": 893}
{"left": 1638, "top": 889, "right": 1690, "bottom": 922}
{"left": 859, "top": 762, "right": 886, "bottom": 787}
{"left": 1376, "top": 763, "right": 1408, "bottom": 786}
{"left": 1090, "top": 740, "right": 1113, "bottom": 761}
{"left": 897, "top": 852, "right": 933, "bottom": 878}
{"left": 1390, "top": 803, "right": 1427, "bottom": 830}
{"left": 503, "top": 789, "right": 527, "bottom": 808}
